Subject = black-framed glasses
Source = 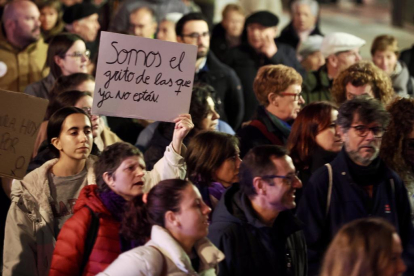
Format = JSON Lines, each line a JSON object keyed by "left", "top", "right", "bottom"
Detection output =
{"left": 261, "top": 171, "right": 300, "bottom": 186}
{"left": 181, "top": 32, "right": 210, "bottom": 40}
{"left": 280, "top": 92, "right": 303, "bottom": 101}
{"left": 64, "top": 50, "right": 91, "bottom": 59}
{"left": 349, "top": 125, "right": 385, "bottom": 138}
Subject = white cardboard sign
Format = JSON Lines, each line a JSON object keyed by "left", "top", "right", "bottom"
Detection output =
{"left": 0, "top": 90, "right": 48, "bottom": 179}
{"left": 92, "top": 31, "right": 197, "bottom": 122}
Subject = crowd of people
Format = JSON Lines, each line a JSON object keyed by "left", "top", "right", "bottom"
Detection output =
{"left": 1, "top": 0, "right": 414, "bottom": 275}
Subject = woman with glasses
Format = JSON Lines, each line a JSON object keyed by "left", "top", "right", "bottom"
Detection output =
{"left": 381, "top": 97, "right": 414, "bottom": 224}
{"left": 24, "top": 33, "right": 90, "bottom": 100}
{"left": 237, "top": 64, "right": 305, "bottom": 158}
{"left": 287, "top": 102, "right": 342, "bottom": 204}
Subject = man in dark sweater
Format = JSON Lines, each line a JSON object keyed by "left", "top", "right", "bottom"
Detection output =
{"left": 176, "top": 12, "right": 244, "bottom": 130}
{"left": 296, "top": 96, "right": 414, "bottom": 276}
{"left": 209, "top": 145, "right": 307, "bottom": 276}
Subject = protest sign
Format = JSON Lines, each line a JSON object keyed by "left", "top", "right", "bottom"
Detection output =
{"left": 92, "top": 31, "right": 197, "bottom": 122}
{"left": 0, "top": 90, "right": 48, "bottom": 179}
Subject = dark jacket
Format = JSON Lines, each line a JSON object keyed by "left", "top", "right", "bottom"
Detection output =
{"left": 296, "top": 149, "right": 414, "bottom": 276}
{"left": 400, "top": 45, "right": 414, "bottom": 78}
{"left": 196, "top": 51, "right": 244, "bottom": 130}
{"left": 276, "top": 21, "right": 323, "bottom": 50}
{"left": 237, "top": 105, "right": 290, "bottom": 158}
{"left": 302, "top": 64, "right": 332, "bottom": 104}
{"left": 224, "top": 42, "right": 305, "bottom": 121}
{"left": 208, "top": 184, "right": 307, "bottom": 276}
{"left": 210, "top": 23, "right": 238, "bottom": 63}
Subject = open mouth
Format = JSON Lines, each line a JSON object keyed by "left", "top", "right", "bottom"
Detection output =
{"left": 133, "top": 181, "right": 144, "bottom": 186}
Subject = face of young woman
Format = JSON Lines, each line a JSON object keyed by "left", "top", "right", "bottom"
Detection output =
{"left": 382, "top": 233, "right": 406, "bottom": 276}
{"left": 174, "top": 185, "right": 211, "bottom": 242}
{"left": 52, "top": 113, "right": 93, "bottom": 161}
{"left": 213, "top": 147, "right": 241, "bottom": 187}
{"left": 200, "top": 97, "right": 220, "bottom": 131}
{"left": 106, "top": 155, "right": 146, "bottom": 201}
{"left": 74, "top": 96, "right": 100, "bottom": 138}
{"left": 56, "top": 40, "right": 89, "bottom": 76}
{"left": 315, "top": 110, "right": 343, "bottom": 152}
{"left": 39, "top": 6, "right": 58, "bottom": 31}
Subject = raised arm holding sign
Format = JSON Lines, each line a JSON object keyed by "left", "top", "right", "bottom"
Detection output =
{"left": 92, "top": 32, "right": 197, "bottom": 122}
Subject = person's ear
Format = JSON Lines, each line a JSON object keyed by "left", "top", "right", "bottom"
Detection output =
{"left": 253, "top": 176, "right": 266, "bottom": 195}
{"left": 54, "top": 55, "right": 64, "bottom": 67}
{"left": 4, "top": 19, "right": 15, "bottom": 31}
{"left": 103, "top": 172, "right": 114, "bottom": 187}
{"left": 165, "top": 210, "right": 179, "bottom": 227}
{"left": 51, "top": 137, "right": 62, "bottom": 151}
{"left": 267, "top": 92, "right": 280, "bottom": 107}
{"left": 176, "top": 35, "right": 183, "bottom": 43}
{"left": 328, "top": 54, "right": 338, "bottom": 68}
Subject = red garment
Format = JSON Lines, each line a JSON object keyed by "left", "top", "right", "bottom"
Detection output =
{"left": 49, "top": 185, "right": 121, "bottom": 276}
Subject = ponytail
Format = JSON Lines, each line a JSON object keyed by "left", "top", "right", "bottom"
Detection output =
{"left": 121, "top": 194, "right": 151, "bottom": 245}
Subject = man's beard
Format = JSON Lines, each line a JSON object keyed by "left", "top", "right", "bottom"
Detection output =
{"left": 197, "top": 46, "right": 209, "bottom": 59}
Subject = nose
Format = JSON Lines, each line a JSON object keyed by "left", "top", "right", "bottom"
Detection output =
{"left": 293, "top": 176, "right": 303, "bottom": 189}
{"left": 365, "top": 129, "right": 376, "bottom": 141}
{"left": 299, "top": 94, "right": 305, "bottom": 104}
{"left": 212, "top": 110, "right": 220, "bottom": 120}
{"left": 202, "top": 201, "right": 212, "bottom": 215}
{"left": 79, "top": 131, "right": 88, "bottom": 142}
{"left": 236, "top": 156, "right": 242, "bottom": 168}
{"left": 355, "top": 52, "right": 362, "bottom": 62}
{"left": 135, "top": 165, "right": 145, "bottom": 177}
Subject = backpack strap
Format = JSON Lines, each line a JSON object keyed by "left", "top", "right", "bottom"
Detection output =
{"left": 249, "top": 120, "right": 283, "bottom": 145}
{"left": 324, "top": 163, "right": 333, "bottom": 217}
{"left": 80, "top": 205, "right": 100, "bottom": 275}
{"left": 149, "top": 245, "right": 167, "bottom": 276}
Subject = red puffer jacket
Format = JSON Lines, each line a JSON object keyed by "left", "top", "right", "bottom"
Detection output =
{"left": 49, "top": 185, "right": 121, "bottom": 276}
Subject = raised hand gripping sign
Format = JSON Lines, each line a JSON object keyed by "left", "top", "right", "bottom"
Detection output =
{"left": 92, "top": 32, "right": 197, "bottom": 122}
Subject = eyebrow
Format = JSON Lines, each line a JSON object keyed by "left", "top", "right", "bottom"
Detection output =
{"left": 67, "top": 126, "right": 91, "bottom": 132}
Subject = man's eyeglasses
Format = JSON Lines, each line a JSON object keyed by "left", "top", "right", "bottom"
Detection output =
{"left": 261, "top": 172, "right": 300, "bottom": 186}
{"left": 280, "top": 92, "right": 303, "bottom": 101}
{"left": 349, "top": 125, "right": 385, "bottom": 138}
{"left": 64, "top": 50, "right": 91, "bottom": 59}
{"left": 181, "top": 32, "right": 210, "bottom": 40}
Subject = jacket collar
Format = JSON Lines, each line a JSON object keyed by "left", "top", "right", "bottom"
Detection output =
{"left": 149, "top": 225, "right": 224, "bottom": 273}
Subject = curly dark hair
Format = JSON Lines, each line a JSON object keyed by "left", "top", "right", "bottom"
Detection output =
{"left": 381, "top": 97, "right": 414, "bottom": 179}
{"left": 331, "top": 61, "right": 394, "bottom": 106}
{"left": 337, "top": 95, "right": 390, "bottom": 131}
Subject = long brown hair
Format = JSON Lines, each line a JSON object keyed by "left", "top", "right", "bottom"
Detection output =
{"left": 287, "top": 102, "right": 337, "bottom": 170}
{"left": 320, "top": 218, "right": 397, "bottom": 276}
{"left": 121, "top": 179, "right": 191, "bottom": 245}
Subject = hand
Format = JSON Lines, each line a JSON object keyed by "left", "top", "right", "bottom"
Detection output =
{"left": 172, "top": 114, "right": 194, "bottom": 154}
{"left": 260, "top": 32, "right": 277, "bottom": 58}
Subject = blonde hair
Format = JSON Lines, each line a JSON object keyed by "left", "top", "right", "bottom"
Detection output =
{"left": 320, "top": 218, "right": 397, "bottom": 276}
{"left": 253, "top": 65, "right": 303, "bottom": 106}
{"left": 222, "top": 3, "right": 244, "bottom": 19}
{"left": 371, "top": 35, "right": 399, "bottom": 56}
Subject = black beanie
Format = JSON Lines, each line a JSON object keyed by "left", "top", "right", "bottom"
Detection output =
{"left": 63, "top": 3, "right": 99, "bottom": 24}
{"left": 245, "top": 11, "right": 279, "bottom": 27}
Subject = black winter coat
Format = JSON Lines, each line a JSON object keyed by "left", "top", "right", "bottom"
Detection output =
{"left": 296, "top": 149, "right": 414, "bottom": 276}
{"left": 195, "top": 51, "right": 244, "bottom": 130}
{"left": 208, "top": 184, "right": 308, "bottom": 276}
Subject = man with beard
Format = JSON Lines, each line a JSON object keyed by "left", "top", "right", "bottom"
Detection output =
{"left": 176, "top": 12, "right": 244, "bottom": 130}
{"left": 208, "top": 145, "right": 307, "bottom": 276}
{"left": 0, "top": 0, "right": 48, "bottom": 92}
{"left": 296, "top": 96, "right": 414, "bottom": 276}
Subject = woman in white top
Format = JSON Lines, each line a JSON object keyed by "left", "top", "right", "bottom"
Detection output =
{"left": 98, "top": 179, "right": 225, "bottom": 276}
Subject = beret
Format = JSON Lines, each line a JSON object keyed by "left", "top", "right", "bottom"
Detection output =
{"left": 321, "top": 32, "right": 366, "bottom": 58}
{"left": 63, "top": 3, "right": 99, "bottom": 24}
{"left": 245, "top": 11, "right": 279, "bottom": 27}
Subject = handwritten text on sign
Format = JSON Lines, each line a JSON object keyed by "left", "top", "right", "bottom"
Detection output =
{"left": 0, "top": 90, "right": 48, "bottom": 179}
{"left": 92, "top": 32, "right": 197, "bottom": 122}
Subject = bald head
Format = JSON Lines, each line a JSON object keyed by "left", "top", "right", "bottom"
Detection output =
{"left": 2, "top": 0, "right": 41, "bottom": 49}
{"left": 129, "top": 6, "right": 157, "bottom": 38}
